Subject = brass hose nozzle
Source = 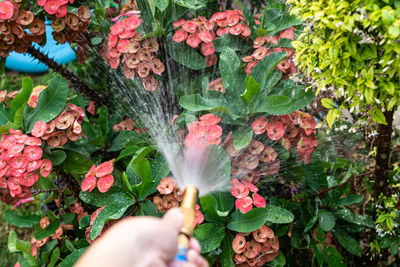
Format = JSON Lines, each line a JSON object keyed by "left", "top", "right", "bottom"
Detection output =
{"left": 176, "top": 185, "right": 199, "bottom": 261}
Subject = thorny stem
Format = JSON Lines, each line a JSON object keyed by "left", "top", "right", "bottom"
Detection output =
{"left": 372, "top": 109, "right": 395, "bottom": 199}
{"left": 32, "top": 187, "right": 66, "bottom": 196}
{"left": 26, "top": 44, "right": 108, "bottom": 107}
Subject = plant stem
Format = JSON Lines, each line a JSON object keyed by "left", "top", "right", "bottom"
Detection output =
{"left": 372, "top": 109, "right": 395, "bottom": 198}
{"left": 26, "top": 44, "right": 108, "bottom": 107}
{"left": 317, "top": 171, "right": 373, "bottom": 196}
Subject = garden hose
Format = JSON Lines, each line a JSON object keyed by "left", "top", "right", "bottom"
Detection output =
{"left": 175, "top": 185, "right": 199, "bottom": 262}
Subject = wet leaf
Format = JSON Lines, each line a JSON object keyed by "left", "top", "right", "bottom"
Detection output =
{"left": 318, "top": 211, "right": 335, "bottom": 231}
{"left": 265, "top": 204, "right": 294, "bottom": 224}
{"left": 34, "top": 219, "right": 60, "bottom": 240}
{"left": 57, "top": 247, "right": 87, "bottom": 267}
{"left": 194, "top": 223, "right": 225, "bottom": 253}
{"left": 334, "top": 228, "right": 362, "bottom": 256}
{"left": 3, "top": 210, "right": 41, "bottom": 228}
{"left": 165, "top": 41, "right": 206, "bottom": 70}
{"left": 334, "top": 194, "right": 363, "bottom": 206}
{"left": 228, "top": 208, "right": 270, "bottom": 232}
{"left": 232, "top": 126, "right": 253, "bottom": 150}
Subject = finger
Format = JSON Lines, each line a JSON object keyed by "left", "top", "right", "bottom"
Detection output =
{"left": 198, "top": 256, "right": 209, "bottom": 267}
{"left": 163, "top": 208, "right": 183, "bottom": 232}
{"left": 189, "top": 238, "right": 201, "bottom": 253}
{"left": 187, "top": 250, "right": 209, "bottom": 267}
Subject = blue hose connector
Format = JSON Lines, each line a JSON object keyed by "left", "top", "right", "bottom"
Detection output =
{"left": 175, "top": 247, "right": 188, "bottom": 262}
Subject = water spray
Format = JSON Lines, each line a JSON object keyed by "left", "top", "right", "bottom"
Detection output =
{"left": 175, "top": 185, "right": 199, "bottom": 262}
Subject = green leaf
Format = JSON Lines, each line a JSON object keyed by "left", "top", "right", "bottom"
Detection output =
{"left": 326, "top": 109, "right": 338, "bottom": 128}
{"left": 334, "top": 228, "right": 362, "bottom": 256}
{"left": 116, "top": 145, "right": 140, "bottom": 161}
{"left": 10, "top": 77, "right": 33, "bottom": 120}
{"left": 220, "top": 234, "right": 235, "bottom": 267}
{"left": 265, "top": 204, "right": 295, "bottom": 224}
{"left": 241, "top": 76, "right": 260, "bottom": 105}
{"left": 389, "top": 243, "right": 399, "bottom": 256}
{"left": 48, "top": 247, "right": 60, "bottom": 267}
{"left": 370, "top": 108, "right": 388, "bottom": 125}
{"left": 109, "top": 131, "right": 144, "bottom": 152}
{"left": 0, "top": 104, "right": 12, "bottom": 125}
{"left": 98, "top": 106, "right": 109, "bottom": 140}
{"left": 136, "top": 199, "right": 158, "bottom": 217}
{"left": 79, "top": 215, "right": 91, "bottom": 229}
{"left": 333, "top": 207, "right": 374, "bottom": 228}
{"left": 268, "top": 252, "right": 286, "bottom": 267}
{"left": 90, "top": 201, "right": 134, "bottom": 240}
{"left": 214, "top": 34, "right": 249, "bottom": 53}
{"left": 129, "top": 157, "right": 155, "bottom": 200}
{"left": 200, "top": 191, "right": 234, "bottom": 223}
{"left": 57, "top": 247, "right": 87, "bottom": 267}
{"left": 334, "top": 194, "right": 363, "bottom": 206}
{"left": 43, "top": 150, "right": 67, "bottom": 166}
{"left": 165, "top": 41, "right": 206, "bottom": 70}
{"left": 8, "top": 231, "right": 31, "bottom": 254}
{"left": 27, "top": 76, "right": 68, "bottom": 132}
{"left": 228, "top": 208, "right": 270, "bottom": 232}
{"left": 255, "top": 95, "right": 291, "bottom": 114}
{"left": 321, "top": 98, "right": 335, "bottom": 109}
{"left": 193, "top": 223, "right": 225, "bottom": 253}
{"left": 80, "top": 187, "right": 134, "bottom": 208}
{"left": 154, "top": 0, "right": 168, "bottom": 11}
{"left": 219, "top": 48, "right": 246, "bottom": 96}
{"left": 60, "top": 150, "right": 93, "bottom": 175}
{"left": 232, "top": 126, "right": 253, "bottom": 151}
{"left": 34, "top": 219, "right": 60, "bottom": 240}
{"left": 3, "top": 210, "right": 41, "bottom": 228}
{"left": 303, "top": 214, "right": 318, "bottom": 234}
{"left": 252, "top": 52, "right": 287, "bottom": 90}
{"left": 179, "top": 94, "right": 238, "bottom": 119}
{"left": 304, "top": 160, "right": 328, "bottom": 192}
{"left": 175, "top": 0, "right": 206, "bottom": 9}
{"left": 318, "top": 211, "right": 336, "bottom": 232}
{"left": 91, "top": 36, "right": 103, "bottom": 45}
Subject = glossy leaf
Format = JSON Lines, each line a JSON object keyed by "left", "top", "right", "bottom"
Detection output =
{"left": 80, "top": 187, "right": 134, "bottom": 208}
{"left": 241, "top": 76, "right": 260, "bottom": 105}
{"left": 232, "top": 126, "right": 253, "bottom": 150}
{"left": 27, "top": 76, "right": 68, "bottom": 132}
{"left": 165, "top": 41, "right": 206, "bottom": 70}
{"left": 60, "top": 151, "right": 93, "bottom": 175}
{"left": 318, "top": 211, "right": 336, "bottom": 232}
{"left": 175, "top": 0, "right": 206, "bottom": 9}
{"left": 228, "top": 208, "right": 270, "bottom": 232}
{"left": 265, "top": 204, "right": 295, "bottom": 224}
{"left": 43, "top": 150, "right": 67, "bottom": 166}
{"left": 334, "top": 228, "right": 362, "bottom": 256}
{"left": 334, "top": 194, "right": 363, "bottom": 206}
{"left": 0, "top": 104, "right": 11, "bottom": 125}
{"left": 57, "top": 247, "right": 87, "bottom": 267}
{"left": 3, "top": 210, "right": 41, "bottom": 228}
{"left": 154, "top": 0, "right": 168, "bottom": 11}
{"left": 34, "top": 219, "right": 60, "bottom": 240}
{"left": 10, "top": 77, "right": 33, "bottom": 120}
{"left": 109, "top": 131, "right": 145, "bottom": 152}
{"left": 193, "top": 223, "right": 225, "bottom": 253}
{"left": 252, "top": 52, "right": 287, "bottom": 90}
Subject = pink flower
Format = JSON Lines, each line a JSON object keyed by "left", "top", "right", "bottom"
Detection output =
{"left": 157, "top": 177, "right": 176, "bottom": 195}
{"left": 23, "top": 146, "right": 43, "bottom": 161}
{"left": 201, "top": 42, "right": 215, "bottom": 56}
{"left": 182, "top": 21, "right": 198, "bottom": 33}
{"left": 97, "top": 175, "right": 114, "bottom": 193}
{"left": 266, "top": 120, "right": 285, "bottom": 141}
{"left": 232, "top": 233, "right": 246, "bottom": 253}
{"left": 8, "top": 156, "right": 29, "bottom": 169}
{"left": 186, "top": 33, "right": 201, "bottom": 48}
{"left": 216, "top": 27, "right": 229, "bottom": 36}
{"left": 24, "top": 137, "right": 42, "bottom": 146}
{"left": 0, "top": 0, "right": 14, "bottom": 20}
{"left": 252, "top": 193, "right": 266, "bottom": 207}
{"left": 194, "top": 205, "right": 204, "bottom": 228}
{"left": 226, "top": 12, "right": 240, "bottom": 26}
{"left": 244, "top": 240, "right": 261, "bottom": 259}
{"left": 87, "top": 101, "right": 95, "bottom": 115}
{"left": 260, "top": 146, "right": 277, "bottom": 163}
{"left": 56, "top": 4, "right": 67, "bottom": 17}
{"left": 235, "top": 196, "right": 253, "bottom": 213}
{"left": 32, "top": 121, "right": 47, "bottom": 137}
{"left": 242, "top": 180, "right": 258, "bottom": 192}
{"left": 230, "top": 179, "right": 249, "bottom": 199}
{"left": 280, "top": 27, "right": 294, "bottom": 40}
{"left": 44, "top": 0, "right": 60, "bottom": 15}
{"left": 21, "top": 172, "right": 39, "bottom": 187}
{"left": 173, "top": 19, "right": 185, "bottom": 28}
{"left": 81, "top": 175, "right": 96, "bottom": 192}
{"left": 40, "top": 159, "right": 52, "bottom": 177}
{"left": 95, "top": 160, "right": 114, "bottom": 177}
{"left": 241, "top": 24, "right": 251, "bottom": 37}
{"left": 198, "top": 30, "right": 213, "bottom": 43}
{"left": 253, "top": 225, "right": 274, "bottom": 243}
{"left": 199, "top": 114, "right": 221, "bottom": 125}
{"left": 229, "top": 23, "right": 242, "bottom": 35}
{"left": 251, "top": 117, "right": 268, "bottom": 135}
{"left": 27, "top": 160, "right": 41, "bottom": 172}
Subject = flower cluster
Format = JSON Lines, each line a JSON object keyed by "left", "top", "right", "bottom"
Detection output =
{"left": 185, "top": 114, "right": 223, "bottom": 148}
{"left": 225, "top": 134, "right": 280, "bottom": 186}
{"left": 81, "top": 159, "right": 115, "bottom": 193}
{"left": 105, "top": 14, "right": 165, "bottom": 91}
{"left": 232, "top": 226, "right": 279, "bottom": 266}
{"left": 112, "top": 118, "right": 135, "bottom": 132}
{"left": 153, "top": 177, "right": 204, "bottom": 228}
{"left": 50, "top": 5, "right": 91, "bottom": 50}
{"left": 172, "top": 17, "right": 216, "bottom": 56}
{"left": 251, "top": 112, "right": 317, "bottom": 163}
{"left": 209, "top": 9, "right": 251, "bottom": 39}
{"left": 0, "top": 1, "right": 45, "bottom": 57}
{"left": 0, "top": 129, "right": 52, "bottom": 203}
{"left": 31, "top": 103, "right": 85, "bottom": 147}
{"left": 208, "top": 78, "right": 225, "bottom": 94}
{"left": 38, "top": 0, "right": 73, "bottom": 18}
{"left": 70, "top": 201, "right": 88, "bottom": 222}
{"left": 172, "top": 9, "right": 251, "bottom": 57}
{"left": 230, "top": 179, "right": 265, "bottom": 213}
{"left": 242, "top": 27, "right": 296, "bottom": 77}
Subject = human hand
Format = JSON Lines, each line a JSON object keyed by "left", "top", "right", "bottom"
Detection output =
{"left": 75, "top": 208, "right": 209, "bottom": 267}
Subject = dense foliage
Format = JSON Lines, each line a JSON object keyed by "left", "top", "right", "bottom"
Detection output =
{"left": 0, "top": 0, "right": 399, "bottom": 266}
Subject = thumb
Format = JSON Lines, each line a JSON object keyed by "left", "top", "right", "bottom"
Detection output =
{"left": 163, "top": 208, "right": 184, "bottom": 231}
